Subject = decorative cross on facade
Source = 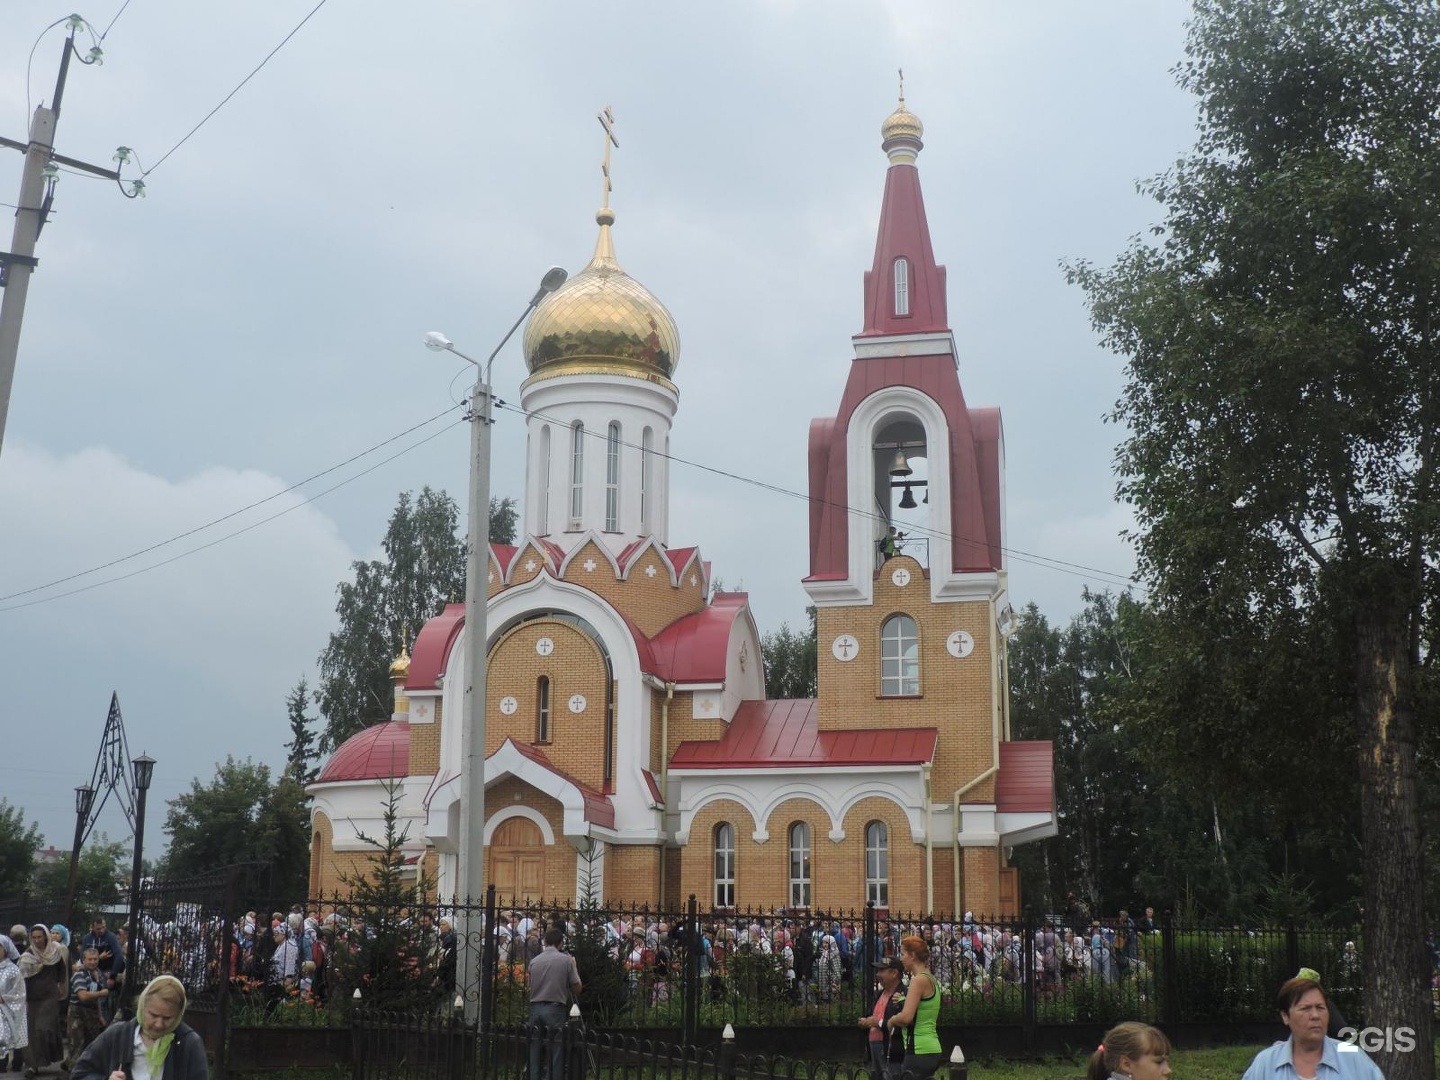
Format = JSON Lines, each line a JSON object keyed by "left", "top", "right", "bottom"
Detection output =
{"left": 525, "top": 559, "right": 537, "bottom": 573}
{"left": 645, "top": 564, "right": 657, "bottom": 577}
{"left": 597, "top": 105, "right": 618, "bottom": 210}
{"left": 583, "top": 558, "right": 597, "bottom": 572}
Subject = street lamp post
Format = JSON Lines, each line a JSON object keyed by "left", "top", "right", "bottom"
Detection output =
{"left": 64, "top": 784, "right": 95, "bottom": 930}
{"left": 124, "top": 753, "right": 154, "bottom": 1014}
{"left": 424, "top": 264, "right": 566, "bottom": 1019}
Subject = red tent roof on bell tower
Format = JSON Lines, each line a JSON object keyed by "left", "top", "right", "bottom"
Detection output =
{"left": 860, "top": 162, "right": 948, "bottom": 336}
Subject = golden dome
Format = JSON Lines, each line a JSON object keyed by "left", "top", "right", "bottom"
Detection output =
{"left": 882, "top": 102, "right": 924, "bottom": 145}
{"left": 522, "top": 209, "right": 680, "bottom": 386}
{"left": 388, "top": 643, "right": 411, "bottom": 682}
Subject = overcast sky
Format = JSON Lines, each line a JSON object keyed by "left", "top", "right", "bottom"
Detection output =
{"left": 0, "top": 0, "right": 1197, "bottom": 853}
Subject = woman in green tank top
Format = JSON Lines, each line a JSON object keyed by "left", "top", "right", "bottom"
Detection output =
{"left": 890, "top": 934, "right": 943, "bottom": 1079}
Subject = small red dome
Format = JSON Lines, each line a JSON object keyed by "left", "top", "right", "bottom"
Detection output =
{"left": 315, "top": 722, "right": 410, "bottom": 783}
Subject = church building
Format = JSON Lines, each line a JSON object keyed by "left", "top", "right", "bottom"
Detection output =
{"left": 307, "top": 93, "right": 1056, "bottom": 916}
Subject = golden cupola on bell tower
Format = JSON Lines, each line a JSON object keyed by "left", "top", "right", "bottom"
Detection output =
{"left": 519, "top": 107, "right": 682, "bottom": 550}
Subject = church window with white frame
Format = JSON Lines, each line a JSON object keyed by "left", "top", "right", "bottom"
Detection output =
{"left": 538, "top": 425, "right": 551, "bottom": 534}
{"left": 865, "top": 820, "right": 889, "bottom": 907}
{"left": 788, "top": 822, "right": 812, "bottom": 908}
{"left": 713, "top": 822, "right": 735, "bottom": 908}
{"left": 893, "top": 257, "right": 910, "bottom": 316}
{"left": 881, "top": 614, "right": 920, "bottom": 696}
{"left": 605, "top": 421, "right": 621, "bottom": 531}
{"left": 569, "top": 422, "right": 584, "bottom": 527}
{"left": 640, "top": 427, "right": 653, "bottom": 532}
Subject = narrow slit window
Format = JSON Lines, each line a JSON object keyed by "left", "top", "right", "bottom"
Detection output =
{"left": 894, "top": 257, "right": 910, "bottom": 316}
{"left": 569, "top": 422, "right": 584, "bottom": 526}
{"left": 788, "top": 822, "right": 811, "bottom": 908}
{"left": 606, "top": 422, "right": 621, "bottom": 531}
{"left": 536, "top": 676, "right": 551, "bottom": 743}
{"left": 865, "top": 821, "right": 889, "bottom": 907}
{"left": 640, "top": 428, "right": 653, "bottom": 531}
{"left": 538, "top": 425, "right": 551, "bottom": 534}
{"left": 713, "top": 823, "right": 735, "bottom": 908}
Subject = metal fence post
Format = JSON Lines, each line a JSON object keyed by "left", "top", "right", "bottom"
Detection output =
{"left": 718, "top": 1022, "right": 737, "bottom": 1080}
{"left": 566, "top": 1004, "right": 587, "bottom": 1080}
{"left": 482, "top": 883, "right": 498, "bottom": 1067}
{"left": 1021, "top": 906, "right": 1036, "bottom": 1053}
{"left": 1284, "top": 916, "right": 1299, "bottom": 979}
{"left": 863, "top": 902, "right": 877, "bottom": 1018}
{"left": 683, "top": 894, "right": 700, "bottom": 1045}
{"left": 1161, "top": 909, "right": 1179, "bottom": 1033}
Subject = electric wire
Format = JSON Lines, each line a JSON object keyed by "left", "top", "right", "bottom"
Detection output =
{"left": 141, "top": 0, "right": 331, "bottom": 177}
{"left": 100, "top": 0, "right": 135, "bottom": 41}
{"left": 0, "top": 389, "right": 1133, "bottom": 613}
{"left": 0, "top": 417, "right": 465, "bottom": 614}
{"left": 496, "top": 398, "right": 1138, "bottom": 592}
{"left": 25, "top": 16, "right": 72, "bottom": 119}
{"left": 0, "top": 402, "right": 463, "bottom": 605}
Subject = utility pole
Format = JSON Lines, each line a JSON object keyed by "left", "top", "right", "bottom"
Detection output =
{"left": 0, "top": 19, "right": 120, "bottom": 460}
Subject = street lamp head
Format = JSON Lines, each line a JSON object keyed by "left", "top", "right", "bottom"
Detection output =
{"left": 132, "top": 754, "right": 155, "bottom": 792}
{"left": 423, "top": 331, "right": 453, "bottom": 352}
{"left": 529, "top": 267, "right": 569, "bottom": 306}
{"left": 75, "top": 785, "right": 95, "bottom": 818}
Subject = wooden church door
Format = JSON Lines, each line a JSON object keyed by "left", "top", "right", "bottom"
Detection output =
{"left": 488, "top": 817, "right": 545, "bottom": 903}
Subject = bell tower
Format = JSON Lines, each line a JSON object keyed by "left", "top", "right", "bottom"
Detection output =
{"left": 802, "top": 89, "right": 1031, "bottom": 915}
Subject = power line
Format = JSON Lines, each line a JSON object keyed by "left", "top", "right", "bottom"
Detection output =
{"left": 141, "top": 0, "right": 331, "bottom": 177}
{"left": 100, "top": 0, "right": 136, "bottom": 41}
{"left": 496, "top": 399, "right": 1138, "bottom": 593}
{"left": 0, "top": 417, "right": 463, "bottom": 613}
{"left": 0, "top": 404, "right": 463, "bottom": 607}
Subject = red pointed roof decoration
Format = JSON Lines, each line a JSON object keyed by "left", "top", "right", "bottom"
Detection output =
{"left": 647, "top": 591, "right": 747, "bottom": 683}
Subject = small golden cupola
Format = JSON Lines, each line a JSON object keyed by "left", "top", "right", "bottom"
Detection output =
{"left": 881, "top": 70, "right": 924, "bottom": 165}
{"left": 389, "top": 641, "right": 411, "bottom": 722}
{"left": 522, "top": 109, "right": 680, "bottom": 389}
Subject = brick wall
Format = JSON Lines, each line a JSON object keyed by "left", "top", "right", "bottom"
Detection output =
{"left": 816, "top": 555, "right": 999, "bottom": 803}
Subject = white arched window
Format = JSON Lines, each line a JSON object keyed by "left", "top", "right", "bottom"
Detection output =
{"left": 788, "top": 822, "right": 811, "bottom": 908}
{"left": 865, "top": 821, "right": 889, "bottom": 907}
{"left": 881, "top": 614, "right": 919, "bottom": 696}
{"left": 605, "top": 421, "right": 621, "bottom": 531}
{"left": 713, "top": 822, "right": 735, "bottom": 908}
{"left": 893, "top": 257, "right": 910, "bottom": 316}
{"left": 569, "top": 422, "right": 584, "bottom": 527}
{"left": 640, "top": 427, "right": 653, "bottom": 532}
{"left": 538, "top": 425, "right": 551, "bottom": 534}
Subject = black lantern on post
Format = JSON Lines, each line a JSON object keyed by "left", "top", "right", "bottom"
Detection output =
{"left": 64, "top": 784, "right": 96, "bottom": 930}
{"left": 124, "top": 753, "right": 154, "bottom": 1014}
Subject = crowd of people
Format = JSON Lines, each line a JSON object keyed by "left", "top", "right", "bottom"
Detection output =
{"left": 1, "top": 920, "right": 129, "bottom": 1078}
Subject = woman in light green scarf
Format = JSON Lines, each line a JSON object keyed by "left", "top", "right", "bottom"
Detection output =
{"left": 72, "top": 976, "right": 208, "bottom": 1080}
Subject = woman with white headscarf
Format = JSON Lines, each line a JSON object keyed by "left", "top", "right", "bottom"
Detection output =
{"left": 19, "top": 924, "right": 66, "bottom": 1076}
{"left": 1, "top": 936, "right": 29, "bottom": 1067}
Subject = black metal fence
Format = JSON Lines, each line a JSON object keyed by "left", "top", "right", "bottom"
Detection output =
{"left": 350, "top": 1008, "right": 919, "bottom": 1080}
{"left": 102, "top": 871, "right": 1386, "bottom": 1071}
{"left": 215, "top": 888, "right": 1368, "bottom": 1036}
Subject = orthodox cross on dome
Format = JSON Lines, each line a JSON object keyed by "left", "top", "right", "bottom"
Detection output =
{"left": 597, "top": 106, "right": 619, "bottom": 212}
{"left": 898, "top": 67, "right": 905, "bottom": 107}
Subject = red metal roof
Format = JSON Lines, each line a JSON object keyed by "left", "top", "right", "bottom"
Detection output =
{"left": 670, "top": 699, "right": 936, "bottom": 769}
{"left": 995, "top": 740, "right": 1055, "bottom": 813}
{"left": 859, "top": 161, "right": 948, "bottom": 337}
{"left": 646, "top": 592, "right": 746, "bottom": 683}
{"left": 315, "top": 722, "right": 410, "bottom": 783}
{"left": 501, "top": 738, "right": 615, "bottom": 827}
{"left": 406, "top": 602, "right": 465, "bottom": 691}
{"left": 667, "top": 547, "right": 698, "bottom": 578}
{"left": 491, "top": 544, "right": 518, "bottom": 576}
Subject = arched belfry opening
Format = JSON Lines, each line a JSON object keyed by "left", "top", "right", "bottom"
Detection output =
{"left": 873, "top": 414, "right": 930, "bottom": 567}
